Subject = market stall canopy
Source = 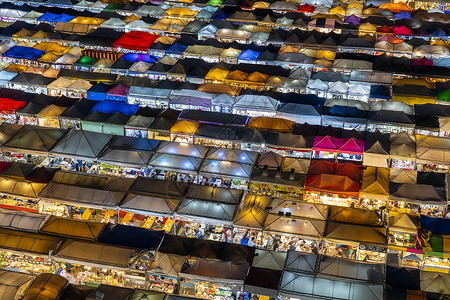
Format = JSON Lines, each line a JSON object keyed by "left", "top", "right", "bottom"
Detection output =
{"left": 360, "top": 167, "right": 389, "bottom": 200}
{"left": 180, "top": 258, "right": 249, "bottom": 285}
{"left": 420, "top": 215, "right": 450, "bottom": 235}
{"left": 389, "top": 169, "right": 417, "bottom": 184}
{"left": 420, "top": 271, "right": 450, "bottom": 295}
{"left": 39, "top": 216, "right": 105, "bottom": 241}
{"left": 50, "top": 129, "right": 113, "bottom": 160}
{"left": 388, "top": 212, "right": 419, "bottom": 235}
{"left": 85, "top": 285, "right": 134, "bottom": 300}
{"left": 233, "top": 194, "right": 270, "bottom": 229}
{"left": 158, "top": 234, "right": 254, "bottom": 263}
{"left": 156, "top": 141, "right": 208, "bottom": 158}
{"left": 22, "top": 273, "right": 68, "bottom": 300}
{"left": 0, "top": 270, "right": 34, "bottom": 300}
{"left": 279, "top": 271, "right": 384, "bottom": 300}
{"left": 325, "top": 222, "right": 387, "bottom": 245}
{"left": 54, "top": 239, "right": 138, "bottom": 270}
{"left": 3, "top": 125, "right": 66, "bottom": 156}
{"left": 0, "top": 227, "right": 63, "bottom": 255}
{"left": 244, "top": 266, "right": 282, "bottom": 297}
{"left": 317, "top": 255, "right": 385, "bottom": 283}
{"left": 328, "top": 206, "right": 383, "bottom": 226}
{"left": 98, "top": 223, "right": 164, "bottom": 250}
{"left": 38, "top": 182, "right": 125, "bottom": 209}
{"left": 389, "top": 183, "right": 446, "bottom": 205}
{"left": 247, "top": 116, "right": 295, "bottom": 133}
{"left": 386, "top": 265, "right": 420, "bottom": 290}
{"left": 252, "top": 249, "right": 286, "bottom": 270}
{"left": 130, "top": 290, "right": 166, "bottom": 300}
{"left": 416, "top": 135, "right": 450, "bottom": 165}
{"left": 0, "top": 208, "right": 50, "bottom": 233}
{"left": 148, "top": 252, "right": 186, "bottom": 278}
{"left": 0, "top": 176, "right": 47, "bottom": 199}
{"left": 263, "top": 214, "right": 325, "bottom": 237}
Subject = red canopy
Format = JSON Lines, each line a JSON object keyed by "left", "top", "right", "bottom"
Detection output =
{"left": 305, "top": 173, "right": 360, "bottom": 195}
{"left": 297, "top": 3, "right": 315, "bottom": 12}
{"left": 308, "top": 160, "right": 335, "bottom": 175}
{"left": 334, "top": 162, "right": 363, "bottom": 180}
{"left": 0, "top": 98, "right": 26, "bottom": 113}
{"left": 377, "top": 25, "right": 393, "bottom": 34}
{"left": 113, "top": 31, "right": 158, "bottom": 51}
{"left": 414, "top": 57, "right": 433, "bottom": 66}
{"left": 393, "top": 25, "right": 411, "bottom": 36}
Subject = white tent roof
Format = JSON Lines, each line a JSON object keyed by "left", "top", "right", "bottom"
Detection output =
{"left": 233, "top": 95, "right": 279, "bottom": 111}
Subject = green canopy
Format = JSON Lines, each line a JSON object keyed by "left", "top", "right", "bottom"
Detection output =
{"left": 437, "top": 89, "right": 450, "bottom": 102}
{"left": 74, "top": 56, "right": 98, "bottom": 67}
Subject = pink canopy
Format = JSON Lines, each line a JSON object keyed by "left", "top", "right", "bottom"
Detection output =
{"left": 313, "top": 136, "right": 341, "bottom": 151}
{"left": 339, "top": 138, "right": 364, "bottom": 154}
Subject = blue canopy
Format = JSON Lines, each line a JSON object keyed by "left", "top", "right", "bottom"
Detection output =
{"left": 420, "top": 215, "right": 450, "bottom": 235}
{"left": 327, "top": 105, "right": 367, "bottom": 118}
{"left": 121, "top": 53, "right": 159, "bottom": 63}
{"left": 37, "top": 12, "right": 74, "bottom": 22}
{"left": 394, "top": 10, "right": 411, "bottom": 20}
{"left": 98, "top": 223, "right": 164, "bottom": 249}
{"left": 280, "top": 93, "right": 325, "bottom": 106}
{"left": 238, "top": 49, "right": 260, "bottom": 61}
{"left": 165, "top": 43, "right": 188, "bottom": 55}
{"left": 430, "top": 28, "right": 446, "bottom": 38}
{"left": 370, "top": 85, "right": 391, "bottom": 99}
{"left": 433, "top": 58, "right": 450, "bottom": 68}
{"left": 211, "top": 10, "right": 228, "bottom": 20}
{"left": 3, "top": 46, "right": 44, "bottom": 60}
{"left": 87, "top": 83, "right": 111, "bottom": 101}
{"left": 92, "top": 100, "right": 138, "bottom": 115}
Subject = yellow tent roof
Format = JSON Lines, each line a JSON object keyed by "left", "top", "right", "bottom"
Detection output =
{"left": 123, "top": 14, "right": 141, "bottom": 22}
{"left": 279, "top": 45, "right": 299, "bottom": 54}
{"left": 219, "top": 48, "right": 241, "bottom": 59}
{"left": 246, "top": 71, "right": 269, "bottom": 84}
{"left": 15, "top": 41, "right": 36, "bottom": 47}
{"left": 37, "top": 104, "right": 66, "bottom": 118}
{"left": 314, "top": 58, "right": 333, "bottom": 68}
{"left": 316, "top": 50, "right": 336, "bottom": 60}
{"left": 170, "top": 120, "right": 199, "bottom": 135}
{"left": 329, "top": 6, "right": 346, "bottom": 15}
{"left": 393, "top": 78, "right": 434, "bottom": 89}
{"left": 431, "top": 39, "right": 449, "bottom": 48}
{"left": 33, "top": 42, "right": 70, "bottom": 55}
{"left": 154, "top": 35, "right": 176, "bottom": 44}
{"left": 42, "top": 68, "right": 59, "bottom": 78}
{"left": 347, "top": 2, "right": 363, "bottom": 10}
{"left": 165, "top": 7, "right": 197, "bottom": 17}
{"left": 379, "top": 2, "right": 412, "bottom": 12}
{"left": 70, "top": 16, "right": 105, "bottom": 25}
{"left": 298, "top": 48, "right": 317, "bottom": 57}
{"left": 358, "top": 22, "right": 377, "bottom": 33}
{"left": 24, "top": 66, "right": 46, "bottom": 75}
{"left": 13, "top": 28, "right": 35, "bottom": 38}
{"left": 247, "top": 117, "right": 295, "bottom": 133}
{"left": 197, "top": 83, "right": 241, "bottom": 97}
{"left": 360, "top": 167, "right": 389, "bottom": 199}
{"left": 4, "top": 64, "right": 27, "bottom": 74}
{"left": 38, "top": 52, "right": 62, "bottom": 63}
{"left": 30, "top": 30, "right": 51, "bottom": 40}
{"left": 225, "top": 70, "right": 249, "bottom": 82}
{"left": 392, "top": 95, "right": 436, "bottom": 105}
{"left": 252, "top": 1, "right": 270, "bottom": 9}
